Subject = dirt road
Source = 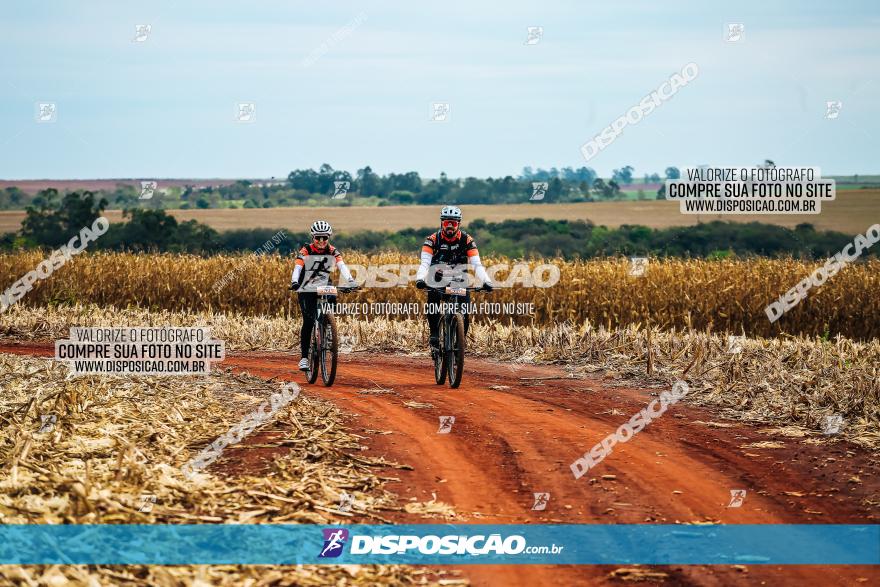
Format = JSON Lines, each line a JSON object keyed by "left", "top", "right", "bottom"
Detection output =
{"left": 3, "top": 343, "right": 877, "bottom": 586}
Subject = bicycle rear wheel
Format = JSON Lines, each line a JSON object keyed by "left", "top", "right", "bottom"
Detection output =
{"left": 433, "top": 318, "right": 446, "bottom": 385}
{"left": 320, "top": 313, "right": 338, "bottom": 386}
{"left": 306, "top": 323, "right": 320, "bottom": 384}
{"left": 447, "top": 314, "right": 465, "bottom": 388}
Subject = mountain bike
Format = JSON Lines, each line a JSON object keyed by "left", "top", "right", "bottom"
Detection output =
{"left": 426, "top": 284, "right": 489, "bottom": 389}
{"left": 306, "top": 284, "right": 357, "bottom": 386}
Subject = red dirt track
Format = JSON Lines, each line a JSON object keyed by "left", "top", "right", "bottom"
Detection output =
{"left": 2, "top": 343, "right": 877, "bottom": 586}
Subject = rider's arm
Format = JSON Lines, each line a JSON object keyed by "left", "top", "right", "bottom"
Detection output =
{"left": 415, "top": 237, "right": 434, "bottom": 281}
{"left": 332, "top": 248, "right": 354, "bottom": 282}
{"left": 415, "top": 251, "right": 432, "bottom": 281}
{"left": 291, "top": 247, "right": 307, "bottom": 284}
{"left": 336, "top": 260, "right": 354, "bottom": 282}
{"left": 466, "top": 237, "right": 491, "bottom": 284}
{"left": 468, "top": 254, "right": 491, "bottom": 284}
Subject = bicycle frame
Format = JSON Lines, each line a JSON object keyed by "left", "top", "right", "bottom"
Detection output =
{"left": 312, "top": 288, "right": 336, "bottom": 345}
{"left": 305, "top": 284, "right": 357, "bottom": 386}
{"left": 427, "top": 284, "right": 482, "bottom": 388}
{"left": 438, "top": 287, "right": 467, "bottom": 335}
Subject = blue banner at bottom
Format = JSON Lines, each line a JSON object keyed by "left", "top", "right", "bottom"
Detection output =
{"left": 0, "top": 524, "right": 877, "bottom": 565}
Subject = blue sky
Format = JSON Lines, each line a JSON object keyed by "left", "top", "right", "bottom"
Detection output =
{"left": 1, "top": 1, "right": 878, "bottom": 179}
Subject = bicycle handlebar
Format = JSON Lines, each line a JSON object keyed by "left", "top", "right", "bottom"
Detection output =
{"left": 288, "top": 284, "right": 360, "bottom": 294}
{"left": 423, "top": 285, "right": 491, "bottom": 292}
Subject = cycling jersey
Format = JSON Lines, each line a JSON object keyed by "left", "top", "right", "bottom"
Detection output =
{"left": 421, "top": 230, "right": 479, "bottom": 265}
{"left": 292, "top": 242, "right": 351, "bottom": 359}
{"left": 291, "top": 242, "right": 353, "bottom": 289}
{"left": 416, "top": 230, "right": 491, "bottom": 285}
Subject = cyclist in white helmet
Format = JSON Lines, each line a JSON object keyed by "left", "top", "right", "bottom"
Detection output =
{"left": 415, "top": 206, "right": 493, "bottom": 348}
{"left": 289, "top": 220, "right": 356, "bottom": 371}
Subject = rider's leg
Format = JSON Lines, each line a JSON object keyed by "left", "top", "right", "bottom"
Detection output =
{"left": 426, "top": 290, "right": 441, "bottom": 346}
{"left": 462, "top": 291, "right": 471, "bottom": 336}
{"left": 298, "top": 292, "right": 317, "bottom": 358}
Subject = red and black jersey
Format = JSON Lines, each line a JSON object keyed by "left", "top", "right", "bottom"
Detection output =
{"left": 421, "top": 230, "right": 479, "bottom": 266}
{"left": 294, "top": 242, "right": 344, "bottom": 287}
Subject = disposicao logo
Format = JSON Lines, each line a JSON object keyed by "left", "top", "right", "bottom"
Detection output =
{"left": 318, "top": 528, "right": 349, "bottom": 558}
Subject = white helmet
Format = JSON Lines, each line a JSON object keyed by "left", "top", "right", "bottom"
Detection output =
{"left": 310, "top": 220, "right": 332, "bottom": 237}
{"left": 440, "top": 206, "right": 462, "bottom": 221}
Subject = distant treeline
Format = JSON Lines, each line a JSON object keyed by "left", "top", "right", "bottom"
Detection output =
{"left": 0, "top": 165, "right": 677, "bottom": 210}
{"left": 0, "top": 191, "right": 865, "bottom": 261}
{"left": 4, "top": 164, "right": 876, "bottom": 211}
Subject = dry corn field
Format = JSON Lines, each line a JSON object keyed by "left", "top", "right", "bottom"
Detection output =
{"left": 1, "top": 251, "right": 879, "bottom": 339}
{"left": 2, "top": 305, "right": 878, "bottom": 449}
{"left": 0, "top": 351, "right": 460, "bottom": 585}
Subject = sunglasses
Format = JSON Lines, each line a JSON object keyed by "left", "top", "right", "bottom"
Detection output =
{"left": 313, "top": 235, "right": 329, "bottom": 241}
{"left": 441, "top": 220, "right": 460, "bottom": 228}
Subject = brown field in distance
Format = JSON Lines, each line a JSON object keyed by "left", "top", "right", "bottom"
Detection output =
{"left": 1, "top": 189, "right": 877, "bottom": 235}
{"left": 0, "top": 178, "right": 258, "bottom": 193}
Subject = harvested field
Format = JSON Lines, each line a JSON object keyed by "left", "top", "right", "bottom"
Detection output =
{"left": 0, "top": 190, "right": 877, "bottom": 234}
{"left": 0, "top": 351, "right": 449, "bottom": 585}
{"left": 2, "top": 308, "right": 878, "bottom": 586}
{"left": 2, "top": 304, "right": 877, "bottom": 449}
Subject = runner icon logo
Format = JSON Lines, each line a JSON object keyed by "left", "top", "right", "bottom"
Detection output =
{"left": 532, "top": 492, "right": 550, "bottom": 511}
{"left": 38, "top": 414, "right": 57, "bottom": 434}
{"left": 319, "top": 528, "right": 349, "bottom": 558}
{"left": 530, "top": 182, "right": 548, "bottom": 200}
{"left": 431, "top": 102, "right": 450, "bottom": 122}
{"left": 629, "top": 257, "right": 648, "bottom": 277}
{"left": 825, "top": 100, "right": 842, "bottom": 120}
{"left": 133, "top": 24, "right": 152, "bottom": 42}
{"left": 36, "top": 102, "right": 57, "bottom": 123}
{"left": 823, "top": 414, "right": 843, "bottom": 435}
{"left": 236, "top": 102, "right": 256, "bottom": 123}
{"left": 333, "top": 181, "right": 350, "bottom": 199}
{"left": 338, "top": 492, "right": 355, "bottom": 512}
{"left": 339, "top": 335, "right": 357, "bottom": 354}
{"left": 138, "top": 494, "right": 157, "bottom": 513}
{"left": 725, "top": 23, "right": 744, "bottom": 43}
{"left": 524, "top": 26, "right": 543, "bottom": 45}
{"left": 438, "top": 416, "right": 455, "bottom": 434}
{"left": 727, "top": 335, "right": 745, "bottom": 354}
{"left": 139, "top": 181, "right": 158, "bottom": 200}
{"left": 727, "top": 489, "right": 747, "bottom": 508}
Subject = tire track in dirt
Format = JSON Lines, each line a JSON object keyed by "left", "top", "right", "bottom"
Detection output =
{"left": 3, "top": 343, "right": 877, "bottom": 587}
{"left": 223, "top": 350, "right": 879, "bottom": 587}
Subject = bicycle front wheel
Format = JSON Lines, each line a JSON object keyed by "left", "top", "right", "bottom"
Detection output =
{"left": 447, "top": 314, "right": 465, "bottom": 388}
{"left": 320, "top": 313, "right": 338, "bottom": 386}
{"left": 434, "top": 318, "right": 447, "bottom": 385}
{"left": 306, "top": 323, "right": 320, "bottom": 384}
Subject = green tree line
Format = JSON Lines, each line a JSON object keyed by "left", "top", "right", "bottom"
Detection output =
{"left": 0, "top": 191, "right": 865, "bottom": 261}
{"left": 0, "top": 166, "right": 680, "bottom": 211}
